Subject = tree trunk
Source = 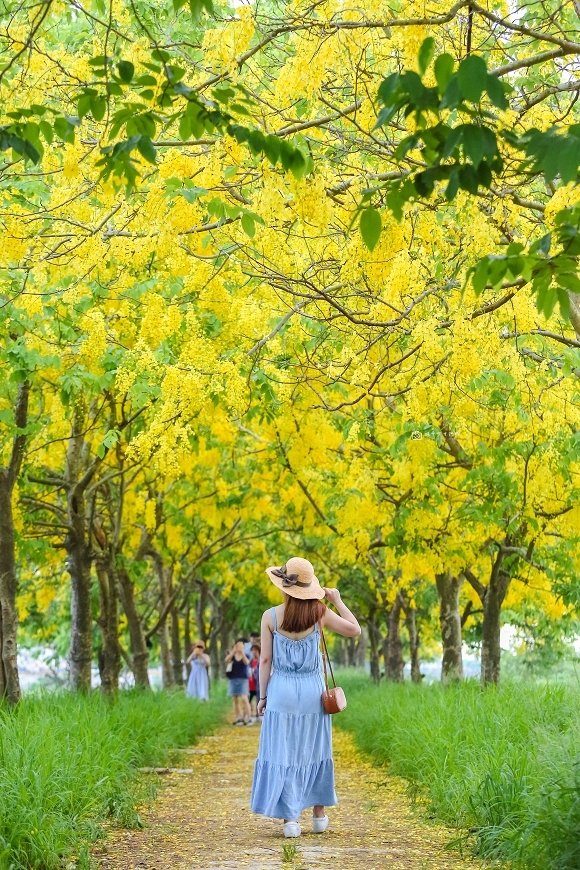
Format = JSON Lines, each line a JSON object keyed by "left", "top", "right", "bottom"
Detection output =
{"left": 332, "top": 637, "right": 347, "bottom": 667}
{"left": 195, "top": 580, "right": 208, "bottom": 644}
{"left": 0, "top": 474, "right": 22, "bottom": 705}
{"left": 384, "top": 594, "right": 405, "bottom": 682}
{"left": 158, "top": 565, "right": 174, "bottom": 689}
{"left": 355, "top": 626, "right": 368, "bottom": 668}
{"left": 64, "top": 401, "right": 96, "bottom": 693}
{"left": 436, "top": 571, "right": 464, "bottom": 683}
{"left": 0, "top": 381, "right": 30, "bottom": 706}
{"left": 403, "top": 597, "right": 422, "bottom": 683}
{"left": 95, "top": 551, "right": 120, "bottom": 695}
{"left": 367, "top": 612, "right": 382, "bottom": 683}
{"left": 117, "top": 565, "right": 151, "bottom": 689}
{"left": 184, "top": 595, "right": 192, "bottom": 680}
{"left": 481, "top": 555, "right": 511, "bottom": 686}
{"left": 66, "top": 524, "right": 93, "bottom": 692}
{"left": 465, "top": 553, "right": 512, "bottom": 687}
{"left": 0, "top": 604, "right": 5, "bottom": 699}
{"left": 170, "top": 603, "right": 183, "bottom": 686}
{"left": 219, "top": 598, "right": 232, "bottom": 677}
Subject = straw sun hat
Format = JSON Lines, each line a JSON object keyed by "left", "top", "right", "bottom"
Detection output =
{"left": 265, "top": 557, "right": 326, "bottom": 600}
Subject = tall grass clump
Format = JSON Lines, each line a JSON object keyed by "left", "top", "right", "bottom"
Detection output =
{"left": 0, "top": 687, "right": 227, "bottom": 870}
{"left": 336, "top": 672, "right": 580, "bottom": 870}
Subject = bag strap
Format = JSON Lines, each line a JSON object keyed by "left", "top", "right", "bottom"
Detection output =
{"left": 318, "top": 621, "right": 337, "bottom": 691}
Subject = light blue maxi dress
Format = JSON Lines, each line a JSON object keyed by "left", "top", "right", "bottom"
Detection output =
{"left": 250, "top": 608, "right": 337, "bottom": 819}
{"left": 186, "top": 656, "right": 209, "bottom": 701}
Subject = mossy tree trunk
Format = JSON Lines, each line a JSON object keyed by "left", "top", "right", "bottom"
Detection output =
{"left": 0, "top": 380, "right": 29, "bottom": 706}
{"left": 384, "top": 593, "right": 405, "bottom": 682}
{"left": 95, "top": 546, "right": 121, "bottom": 695}
{"left": 402, "top": 594, "right": 422, "bottom": 683}
{"left": 64, "top": 402, "right": 96, "bottom": 693}
{"left": 436, "top": 570, "right": 464, "bottom": 683}
{"left": 117, "top": 564, "right": 151, "bottom": 689}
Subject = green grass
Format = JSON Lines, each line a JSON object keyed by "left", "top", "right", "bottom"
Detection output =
{"left": 336, "top": 672, "right": 580, "bottom": 870}
{"left": 0, "top": 686, "right": 228, "bottom": 870}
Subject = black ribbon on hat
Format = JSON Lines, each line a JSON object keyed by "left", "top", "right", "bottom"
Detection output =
{"left": 271, "top": 565, "right": 312, "bottom": 588}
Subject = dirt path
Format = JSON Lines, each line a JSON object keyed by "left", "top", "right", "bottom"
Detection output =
{"left": 96, "top": 721, "right": 474, "bottom": 870}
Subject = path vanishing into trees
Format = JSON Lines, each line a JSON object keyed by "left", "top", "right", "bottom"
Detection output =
{"left": 96, "top": 722, "right": 476, "bottom": 870}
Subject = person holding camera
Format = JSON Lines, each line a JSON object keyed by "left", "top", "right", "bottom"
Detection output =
{"left": 185, "top": 640, "right": 210, "bottom": 701}
{"left": 225, "top": 639, "right": 252, "bottom": 725}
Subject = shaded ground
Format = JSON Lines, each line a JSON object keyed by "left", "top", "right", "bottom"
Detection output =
{"left": 95, "top": 720, "right": 475, "bottom": 870}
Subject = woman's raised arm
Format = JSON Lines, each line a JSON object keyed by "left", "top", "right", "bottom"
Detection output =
{"left": 322, "top": 588, "right": 361, "bottom": 637}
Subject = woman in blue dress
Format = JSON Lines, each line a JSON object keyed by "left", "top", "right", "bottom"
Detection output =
{"left": 185, "top": 641, "right": 210, "bottom": 701}
{"left": 250, "top": 556, "right": 361, "bottom": 838}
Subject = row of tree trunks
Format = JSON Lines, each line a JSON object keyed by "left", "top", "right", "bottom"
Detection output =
{"left": 332, "top": 629, "right": 368, "bottom": 667}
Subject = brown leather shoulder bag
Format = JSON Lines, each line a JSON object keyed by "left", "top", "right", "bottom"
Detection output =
{"left": 319, "top": 621, "right": 347, "bottom": 714}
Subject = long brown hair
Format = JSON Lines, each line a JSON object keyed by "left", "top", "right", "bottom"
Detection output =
{"left": 280, "top": 595, "right": 326, "bottom": 634}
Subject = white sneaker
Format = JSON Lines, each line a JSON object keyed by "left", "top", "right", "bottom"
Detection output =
{"left": 312, "top": 815, "right": 329, "bottom": 833}
{"left": 283, "top": 821, "right": 301, "bottom": 838}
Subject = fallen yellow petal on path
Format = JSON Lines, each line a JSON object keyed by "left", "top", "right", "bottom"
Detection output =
{"left": 95, "top": 721, "right": 476, "bottom": 870}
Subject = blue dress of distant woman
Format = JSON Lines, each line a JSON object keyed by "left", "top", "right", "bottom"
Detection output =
{"left": 186, "top": 641, "right": 210, "bottom": 701}
{"left": 250, "top": 556, "right": 361, "bottom": 838}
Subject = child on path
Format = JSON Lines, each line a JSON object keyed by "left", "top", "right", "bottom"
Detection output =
{"left": 248, "top": 643, "right": 261, "bottom": 721}
{"left": 225, "top": 639, "right": 252, "bottom": 725}
{"left": 185, "top": 641, "right": 210, "bottom": 701}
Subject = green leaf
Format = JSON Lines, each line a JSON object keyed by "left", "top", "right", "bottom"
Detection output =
{"left": 39, "top": 120, "right": 53, "bottom": 143}
{"left": 241, "top": 213, "right": 255, "bottom": 238}
{"left": 189, "top": 0, "right": 213, "bottom": 21}
{"left": 90, "top": 97, "right": 107, "bottom": 122}
{"left": 556, "top": 271, "right": 580, "bottom": 294}
{"left": 462, "top": 125, "right": 489, "bottom": 168}
{"left": 78, "top": 94, "right": 93, "bottom": 118}
{"left": 137, "top": 135, "right": 156, "bottom": 163}
{"left": 386, "top": 185, "right": 403, "bottom": 221}
{"left": 472, "top": 257, "right": 489, "bottom": 295}
{"left": 118, "top": 60, "right": 135, "bottom": 82}
{"left": 434, "top": 53, "right": 454, "bottom": 94}
{"left": 557, "top": 286, "right": 572, "bottom": 321}
{"left": 360, "top": 207, "right": 382, "bottom": 251}
{"left": 417, "top": 37, "right": 435, "bottom": 76}
{"left": 54, "top": 116, "right": 75, "bottom": 144}
{"left": 440, "top": 74, "right": 462, "bottom": 110}
{"left": 262, "top": 134, "right": 280, "bottom": 165}
{"left": 289, "top": 149, "right": 307, "bottom": 180}
{"left": 179, "top": 114, "right": 191, "bottom": 140}
{"left": 378, "top": 73, "right": 400, "bottom": 105}
{"left": 485, "top": 74, "right": 508, "bottom": 110}
{"left": 135, "top": 74, "right": 157, "bottom": 86}
{"left": 529, "top": 233, "right": 551, "bottom": 256}
{"left": 229, "top": 103, "right": 251, "bottom": 116}
{"left": 444, "top": 169, "right": 460, "bottom": 201}
{"left": 457, "top": 54, "right": 488, "bottom": 103}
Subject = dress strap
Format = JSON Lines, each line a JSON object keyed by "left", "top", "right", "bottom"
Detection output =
{"left": 270, "top": 606, "right": 277, "bottom": 631}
